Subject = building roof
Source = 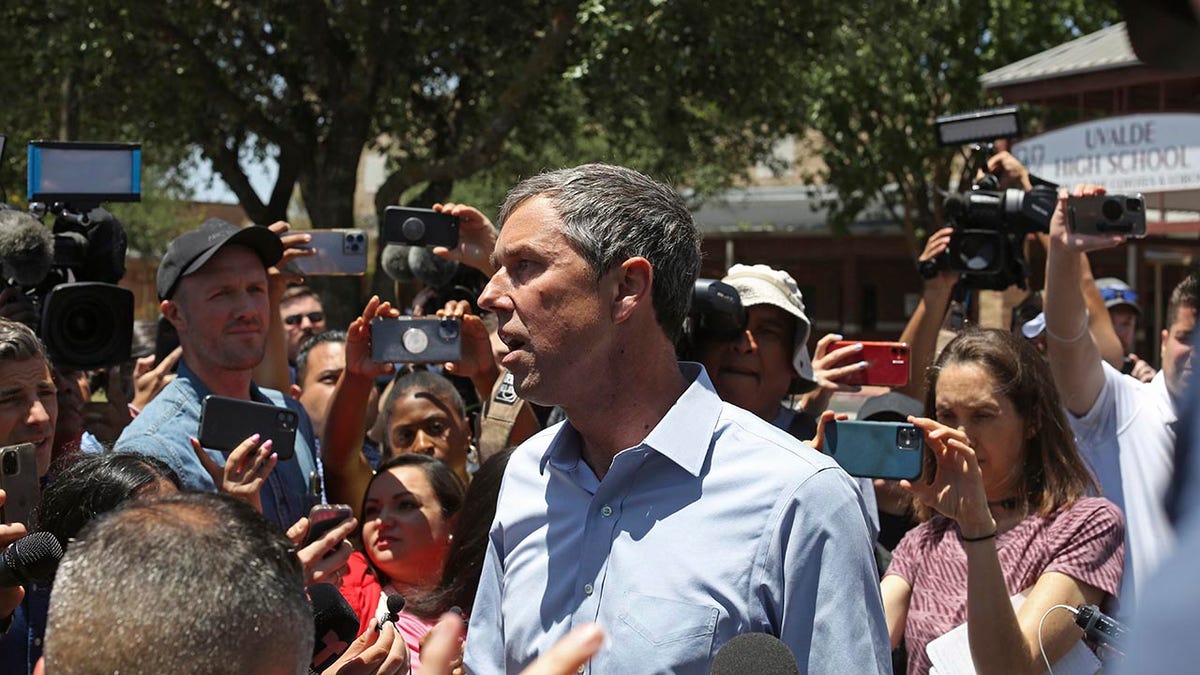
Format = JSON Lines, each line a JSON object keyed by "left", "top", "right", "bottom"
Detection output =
{"left": 980, "top": 23, "right": 1140, "bottom": 89}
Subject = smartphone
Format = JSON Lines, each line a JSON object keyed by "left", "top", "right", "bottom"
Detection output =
{"left": 0, "top": 444, "right": 41, "bottom": 526}
{"left": 304, "top": 503, "right": 354, "bottom": 546}
{"left": 382, "top": 207, "right": 460, "bottom": 248}
{"left": 198, "top": 395, "right": 298, "bottom": 462}
{"left": 823, "top": 420, "right": 924, "bottom": 480}
{"left": 153, "top": 316, "right": 180, "bottom": 371}
{"left": 831, "top": 341, "right": 911, "bottom": 387}
{"left": 1067, "top": 194, "right": 1147, "bottom": 237}
{"left": 371, "top": 316, "right": 462, "bottom": 363}
{"left": 292, "top": 229, "right": 368, "bottom": 276}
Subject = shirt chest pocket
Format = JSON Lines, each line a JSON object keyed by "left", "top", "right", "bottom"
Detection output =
{"left": 617, "top": 591, "right": 719, "bottom": 650}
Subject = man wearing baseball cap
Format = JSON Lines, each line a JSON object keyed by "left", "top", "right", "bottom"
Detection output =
{"left": 1097, "top": 277, "right": 1156, "bottom": 381}
{"left": 114, "top": 218, "right": 320, "bottom": 529}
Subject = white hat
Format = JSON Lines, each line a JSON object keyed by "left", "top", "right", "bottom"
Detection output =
{"left": 721, "top": 264, "right": 815, "bottom": 384}
{"left": 1021, "top": 312, "right": 1046, "bottom": 339}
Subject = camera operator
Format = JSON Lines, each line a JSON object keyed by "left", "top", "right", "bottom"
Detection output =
{"left": 112, "top": 218, "right": 321, "bottom": 531}
{"left": 0, "top": 318, "right": 57, "bottom": 673}
{"left": 1044, "top": 183, "right": 1194, "bottom": 608}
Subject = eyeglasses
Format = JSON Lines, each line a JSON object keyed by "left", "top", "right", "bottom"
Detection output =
{"left": 1100, "top": 288, "right": 1138, "bottom": 304}
{"left": 283, "top": 311, "right": 325, "bottom": 326}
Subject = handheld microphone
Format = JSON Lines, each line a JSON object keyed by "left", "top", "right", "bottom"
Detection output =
{"left": 1074, "top": 604, "right": 1127, "bottom": 649}
{"left": 381, "top": 244, "right": 412, "bottom": 281}
{"left": 0, "top": 532, "right": 64, "bottom": 587}
{"left": 711, "top": 633, "right": 799, "bottom": 675}
{"left": 0, "top": 211, "right": 54, "bottom": 287}
{"left": 309, "top": 583, "right": 360, "bottom": 672}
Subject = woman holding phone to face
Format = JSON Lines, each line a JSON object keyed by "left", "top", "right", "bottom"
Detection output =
{"left": 338, "top": 453, "right": 465, "bottom": 670}
{"left": 881, "top": 328, "right": 1124, "bottom": 675}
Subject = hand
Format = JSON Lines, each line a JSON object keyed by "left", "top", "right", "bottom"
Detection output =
{"left": 267, "top": 221, "right": 316, "bottom": 274}
{"left": 287, "top": 516, "right": 357, "bottom": 588}
{"left": 438, "top": 300, "right": 498, "bottom": 383}
{"left": 346, "top": 296, "right": 400, "bottom": 380}
{"left": 873, "top": 479, "right": 913, "bottom": 516}
{"left": 1129, "top": 354, "right": 1157, "bottom": 383}
{"left": 191, "top": 435, "right": 278, "bottom": 513}
{"left": 0, "top": 288, "right": 38, "bottom": 325}
{"left": 900, "top": 416, "right": 994, "bottom": 537}
{"left": 800, "top": 334, "right": 866, "bottom": 416}
{"left": 0, "top": 490, "right": 29, "bottom": 622}
{"left": 431, "top": 203, "right": 499, "bottom": 276}
{"left": 919, "top": 226, "right": 959, "bottom": 290}
{"left": 982, "top": 151, "right": 1031, "bottom": 191}
{"left": 1048, "top": 184, "right": 1125, "bottom": 254}
{"left": 82, "top": 400, "right": 133, "bottom": 445}
{"left": 322, "top": 621, "right": 411, "bottom": 675}
{"left": 419, "top": 614, "right": 605, "bottom": 675}
{"left": 807, "top": 410, "right": 848, "bottom": 453}
{"left": 130, "top": 347, "right": 183, "bottom": 412}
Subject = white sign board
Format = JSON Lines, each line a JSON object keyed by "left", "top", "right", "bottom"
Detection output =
{"left": 1012, "top": 113, "right": 1200, "bottom": 193}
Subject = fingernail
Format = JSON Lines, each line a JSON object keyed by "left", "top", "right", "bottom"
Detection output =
{"left": 857, "top": 361, "right": 869, "bottom": 369}
{"left": 853, "top": 343, "right": 864, "bottom": 351}
{"left": 832, "top": 334, "right": 844, "bottom": 340}
{"left": 569, "top": 624, "right": 605, "bottom": 650}
{"left": 262, "top": 439, "right": 273, "bottom": 449}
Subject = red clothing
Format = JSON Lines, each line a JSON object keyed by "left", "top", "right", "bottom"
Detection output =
{"left": 339, "top": 551, "right": 438, "bottom": 670}
{"left": 885, "top": 496, "right": 1125, "bottom": 675}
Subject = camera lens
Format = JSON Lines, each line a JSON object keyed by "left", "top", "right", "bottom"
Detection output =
{"left": 1102, "top": 197, "right": 1125, "bottom": 222}
{"left": 41, "top": 283, "right": 133, "bottom": 369}
{"left": 402, "top": 217, "right": 426, "bottom": 242}
{"left": 2, "top": 452, "right": 17, "bottom": 475}
{"left": 897, "top": 427, "right": 921, "bottom": 450}
{"left": 438, "top": 318, "right": 460, "bottom": 341}
{"left": 957, "top": 235, "right": 998, "bottom": 271}
{"left": 402, "top": 327, "right": 430, "bottom": 354}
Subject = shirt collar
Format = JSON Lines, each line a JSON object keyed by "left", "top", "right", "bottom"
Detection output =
{"left": 538, "top": 362, "right": 722, "bottom": 478}
{"left": 1150, "top": 369, "right": 1179, "bottom": 424}
{"left": 177, "top": 359, "right": 268, "bottom": 404}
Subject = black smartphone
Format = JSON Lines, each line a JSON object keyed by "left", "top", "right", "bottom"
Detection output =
{"left": 1067, "top": 194, "right": 1147, "bottom": 237}
{"left": 292, "top": 229, "right": 369, "bottom": 276}
{"left": 304, "top": 503, "right": 354, "bottom": 546}
{"left": 198, "top": 395, "right": 298, "bottom": 461}
{"left": 371, "top": 316, "right": 462, "bottom": 363}
{"left": 154, "top": 316, "right": 180, "bottom": 371}
{"left": 823, "top": 420, "right": 924, "bottom": 480}
{"left": 0, "top": 444, "right": 41, "bottom": 526}
{"left": 382, "top": 207, "right": 460, "bottom": 248}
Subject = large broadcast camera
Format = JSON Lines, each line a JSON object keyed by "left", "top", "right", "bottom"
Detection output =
{"left": 677, "top": 278, "right": 746, "bottom": 360}
{"left": 0, "top": 137, "right": 138, "bottom": 369}
{"left": 921, "top": 107, "right": 1057, "bottom": 291}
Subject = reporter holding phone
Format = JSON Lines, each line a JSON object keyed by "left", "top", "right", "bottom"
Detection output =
{"left": 882, "top": 328, "right": 1124, "bottom": 675}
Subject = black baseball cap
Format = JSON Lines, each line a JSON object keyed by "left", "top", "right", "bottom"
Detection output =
{"left": 157, "top": 218, "right": 284, "bottom": 300}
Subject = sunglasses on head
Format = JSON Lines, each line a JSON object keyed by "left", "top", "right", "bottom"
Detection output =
{"left": 1101, "top": 288, "right": 1138, "bottom": 304}
{"left": 284, "top": 311, "right": 325, "bottom": 326}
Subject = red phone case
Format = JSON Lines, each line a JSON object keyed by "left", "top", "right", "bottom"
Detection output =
{"left": 830, "top": 341, "right": 911, "bottom": 387}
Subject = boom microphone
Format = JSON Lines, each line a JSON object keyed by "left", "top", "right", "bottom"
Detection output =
{"left": 711, "top": 633, "right": 799, "bottom": 675}
{"left": 407, "top": 245, "right": 459, "bottom": 288}
{"left": 0, "top": 532, "right": 64, "bottom": 587}
{"left": 0, "top": 210, "right": 54, "bottom": 287}
{"left": 309, "top": 582, "right": 360, "bottom": 673}
{"left": 381, "top": 244, "right": 412, "bottom": 281}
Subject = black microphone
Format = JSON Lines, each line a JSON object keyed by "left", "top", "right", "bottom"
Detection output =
{"left": 1074, "top": 604, "right": 1128, "bottom": 649}
{"left": 711, "top": 633, "right": 799, "bottom": 675}
{"left": 0, "top": 532, "right": 64, "bottom": 587}
{"left": 0, "top": 211, "right": 54, "bottom": 287}
{"left": 384, "top": 593, "right": 405, "bottom": 623}
{"left": 407, "top": 245, "right": 459, "bottom": 288}
{"left": 381, "top": 244, "right": 412, "bottom": 281}
{"left": 309, "top": 582, "right": 360, "bottom": 673}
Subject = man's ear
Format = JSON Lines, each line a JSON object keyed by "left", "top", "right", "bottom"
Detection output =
{"left": 611, "top": 256, "right": 654, "bottom": 325}
{"left": 160, "top": 298, "right": 185, "bottom": 333}
{"left": 289, "top": 383, "right": 302, "bottom": 400}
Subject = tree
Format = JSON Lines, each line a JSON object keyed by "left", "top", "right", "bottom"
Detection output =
{"left": 799, "top": 0, "right": 1120, "bottom": 259}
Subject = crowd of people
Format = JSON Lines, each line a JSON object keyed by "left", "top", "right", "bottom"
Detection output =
{"left": 0, "top": 157, "right": 1195, "bottom": 674}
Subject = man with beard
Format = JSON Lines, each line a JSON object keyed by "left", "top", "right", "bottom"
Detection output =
{"left": 114, "top": 218, "right": 319, "bottom": 529}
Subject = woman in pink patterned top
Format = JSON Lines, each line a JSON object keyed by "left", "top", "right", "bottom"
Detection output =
{"left": 883, "top": 328, "right": 1124, "bottom": 675}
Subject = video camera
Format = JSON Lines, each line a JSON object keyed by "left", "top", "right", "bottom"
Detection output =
{"left": 921, "top": 107, "right": 1056, "bottom": 291}
{"left": 0, "top": 137, "right": 138, "bottom": 369}
{"left": 676, "top": 278, "right": 746, "bottom": 360}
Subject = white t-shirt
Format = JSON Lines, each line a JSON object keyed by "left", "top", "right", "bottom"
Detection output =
{"left": 1069, "top": 362, "right": 1177, "bottom": 608}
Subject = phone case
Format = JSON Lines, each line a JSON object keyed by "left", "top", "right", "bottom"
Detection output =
{"left": 304, "top": 504, "right": 354, "bottom": 546}
{"left": 831, "top": 341, "right": 911, "bottom": 387}
{"left": 371, "top": 317, "right": 462, "bottom": 363}
{"left": 198, "top": 395, "right": 298, "bottom": 461}
{"left": 823, "top": 420, "right": 924, "bottom": 480}
{"left": 382, "top": 207, "right": 460, "bottom": 248}
{"left": 0, "top": 443, "right": 41, "bottom": 526}
{"left": 292, "top": 229, "right": 368, "bottom": 276}
{"left": 1067, "top": 194, "right": 1147, "bottom": 237}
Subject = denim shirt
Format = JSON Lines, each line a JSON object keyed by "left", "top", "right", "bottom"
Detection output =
{"left": 113, "top": 361, "right": 319, "bottom": 530}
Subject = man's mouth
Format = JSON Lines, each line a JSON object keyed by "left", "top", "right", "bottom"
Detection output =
{"left": 719, "top": 366, "right": 758, "bottom": 379}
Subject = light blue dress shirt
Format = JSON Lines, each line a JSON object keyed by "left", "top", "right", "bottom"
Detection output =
{"left": 464, "top": 364, "right": 891, "bottom": 674}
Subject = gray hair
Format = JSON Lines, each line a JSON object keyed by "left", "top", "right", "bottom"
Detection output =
{"left": 499, "top": 163, "right": 701, "bottom": 343}
{"left": 0, "top": 318, "right": 48, "bottom": 363}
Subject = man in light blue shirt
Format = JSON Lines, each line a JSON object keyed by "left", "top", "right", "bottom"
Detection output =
{"left": 465, "top": 164, "right": 891, "bottom": 674}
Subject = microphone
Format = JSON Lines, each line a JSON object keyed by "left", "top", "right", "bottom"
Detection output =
{"left": 0, "top": 211, "right": 54, "bottom": 287}
{"left": 381, "top": 244, "right": 412, "bottom": 281}
{"left": 384, "top": 593, "right": 405, "bottom": 623}
{"left": 407, "top": 245, "right": 459, "bottom": 288}
{"left": 1074, "top": 604, "right": 1128, "bottom": 649}
{"left": 0, "top": 532, "right": 64, "bottom": 587}
{"left": 309, "top": 583, "right": 360, "bottom": 673}
{"left": 711, "top": 633, "right": 799, "bottom": 675}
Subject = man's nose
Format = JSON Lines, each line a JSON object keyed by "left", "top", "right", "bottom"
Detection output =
{"left": 27, "top": 399, "right": 52, "bottom": 427}
{"left": 478, "top": 274, "right": 508, "bottom": 313}
{"left": 733, "top": 329, "right": 757, "bottom": 354}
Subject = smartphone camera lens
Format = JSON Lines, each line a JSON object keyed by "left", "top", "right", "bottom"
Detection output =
{"left": 402, "top": 217, "right": 426, "bottom": 242}
{"left": 438, "top": 318, "right": 460, "bottom": 342}
{"left": 2, "top": 452, "right": 17, "bottom": 475}
{"left": 897, "top": 427, "right": 921, "bottom": 450}
{"left": 1101, "top": 197, "right": 1125, "bottom": 222}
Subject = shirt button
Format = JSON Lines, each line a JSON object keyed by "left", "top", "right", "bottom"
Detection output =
{"left": 577, "top": 666, "right": 586, "bottom": 674}
{"left": 600, "top": 505, "right": 613, "bottom": 517}
{"left": 583, "top": 583, "right": 594, "bottom": 595}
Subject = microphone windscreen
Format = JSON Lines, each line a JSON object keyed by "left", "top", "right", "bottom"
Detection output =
{"left": 0, "top": 531, "right": 64, "bottom": 587}
{"left": 381, "top": 244, "right": 412, "bottom": 281}
{"left": 711, "top": 633, "right": 799, "bottom": 675}
{"left": 407, "top": 245, "right": 459, "bottom": 289}
{"left": 0, "top": 212, "right": 54, "bottom": 287}
{"left": 309, "top": 583, "right": 360, "bottom": 672}
{"left": 385, "top": 593, "right": 406, "bottom": 617}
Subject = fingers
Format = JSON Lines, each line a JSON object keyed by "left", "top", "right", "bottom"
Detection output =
{"left": 190, "top": 437, "right": 224, "bottom": 484}
{"left": 133, "top": 353, "right": 156, "bottom": 378}
{"left": 420, "top": 614, "right": 467, "bottom": 675}
{"left": 299, "top": 517, "right": 358, "bottom": 571}
{"left": 810, "top": 333, "right": 841, "bottom": 360}
{"left": 521, "top": 623, "right": 605, "bottom": 675}
{"left": 286, "top": 517, "right": 310, "bottom": 546}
